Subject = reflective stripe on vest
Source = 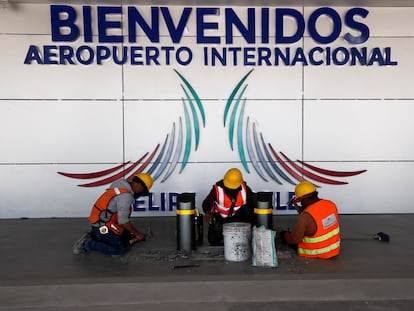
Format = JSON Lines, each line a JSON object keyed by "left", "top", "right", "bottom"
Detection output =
{"left": 89, "top": 188, "right": 131, "bottom": 234}
{"left": 302, "top": 227, "right": 340, "bottom": 243}
{"left": 297, "top": 200, "right": 341, "bottom": 259}
{"left": 213, "top": 183, "right": 247, "bottom": 218}
{"left": 298, "top": 240, "right": 341, "bottom": 256}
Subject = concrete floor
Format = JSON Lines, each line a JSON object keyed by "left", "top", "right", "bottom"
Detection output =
{"left": 0, "top": 214, "right": 413, "bottom": 310}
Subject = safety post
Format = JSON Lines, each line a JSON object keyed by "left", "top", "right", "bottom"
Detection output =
{"left": 176, "top": 192, "right": 196, "bottom": 254}
{"left": 254, "top": 192, "right": 273, "bottom": 229}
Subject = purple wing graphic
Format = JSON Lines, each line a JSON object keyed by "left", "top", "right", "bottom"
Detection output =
{"left": 225, "top": 69, "right": 367, "bottom": 186}
{"left": 58, "top": 70, "right": 205, "bottom": 187}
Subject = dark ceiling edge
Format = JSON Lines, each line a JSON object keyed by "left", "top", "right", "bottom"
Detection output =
{"left": 2, "top": 0, "right": 414, "bottom": 7}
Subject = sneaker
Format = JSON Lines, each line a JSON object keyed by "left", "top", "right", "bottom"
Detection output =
{"left": 72, "top": 232, "right": 91, "bottom": 255}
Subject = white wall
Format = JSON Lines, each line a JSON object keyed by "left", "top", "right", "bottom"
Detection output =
{"left": 1, "top": 4, "right": 413, "bottom": 218}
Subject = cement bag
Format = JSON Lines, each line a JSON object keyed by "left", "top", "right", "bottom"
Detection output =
{"left": 251, "top": 226, "right": 278, "bottom": 268}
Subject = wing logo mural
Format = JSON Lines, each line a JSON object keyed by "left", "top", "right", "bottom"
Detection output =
{"left": 59, "top": 69, "right": 366, "bottom": 188}
{"left": 58, "top": 69, "right": 205, "bottom": 187}
{"left": 224, "top": 69, "right": 367, "bottom": 186}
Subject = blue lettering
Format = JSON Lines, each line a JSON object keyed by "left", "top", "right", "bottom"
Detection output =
{"left": 38, "top": 6, "right": 393, "bottom": 68}
{"left": 210, "top": 47, "right": 226, "bottom": 65}
{"left": 160, "top": 192, "right": 166, "bottom": 211}
{"left": 308, "top": 7, "right": 341, "bottom": 44}
{"left": 83, "top": 6, "right": 93, "bottom": 42}
{"left": 146, "top": 46, "right": 160, "bottom": 65}
{"left": 59, "top": 45, "right": 75, "bottom": 64}
{"left": 225, "top": 8, "right": 256, "bottom": 44}
{"left": 97, "top": 6, "right": 123, "bottom": 43}
{"left": 257, "top": 47, "right": 272, "bottom": 65}
{"left": 161, "top": 7, "right": 192, "bottom": 43}
{"left": 350, "top": 47, "right": 367, "bottom": 65}
{"left": 332, "top": 47, "right": 350, "bottom": 65}
{"left": 130, "top": 46, "right": 144, "bottom": 65}
{"left": 274, "top": 47, "right": 290, "bottom": 65}
{"left": 196, "top": 8, "right": 220, "bottom": 44}
{"left": 203, "top": 46, "right": 208, "bottom": 65}
{"left": 287, "top": 192, "right": 296, "bottom": 210}
{"left": 49, "top": 6, "right": 374, "bottom": 48}
{"left": 243, "top": 47, "right": 256, "bottom": 65}
{"left": 161, "top": 46, "right": 174, "bottom": 65}
{"left": 275, "top": 8, "right": 304, "bottom": 44}
{"left": 309, "top": 47, "right": 324, "bottom": 65}
{"left": 274, "top": 192, "right": 286, "bottom": 210}
{"left": 176, "top": 46, "right": 192, "bottom": 65}
{"left": 261, "top": 8, "right": 269, "bottom": 44}
{"left": 43, "top": 45, "right": 58, "bottom": 64}
{"left": 51, "top": 5, "right": 79, "bottom": 42}
{"left": 274, "top": 191, "right": 296, "bottom": 211}
{"left": 96, "top": 46, "right": 111, "bottom": 64}
{"left": 24, "top": 45, "right": 43, "bottom": 64}
{"left": 384, "top": 47, "right": 398, "bottom": 65}
{"left": 368, "top": 47, "right": 385, "bottom": 65}
{"left": 344, "top": 8, "right": 370, "bottom": 44}
{"left": 325, "top": 47, "right": 331, "bottom": 65}
{"left": 148, "top": 193, "right": 160, "bottom": 211}
{"left": 128, "top": 7, "right": 160, "bottom": 43}
{"left": 113, "top": 46, "right": 128, "bottom": 65}
{"left": 133, "top": 192, "right": 178, "bottom": 212}
{"left": 133, "top": 195, "right": 148, "bottom": 212}
{"left": 291, "top": 48, "right": 308, "bottom": 66}
{"left": 76, "top": 45, "right": 94, "bottom": 65}
{"left": 229, "top": 47, "right": 241, "bottom": 65}
{"left": 169, "top": 193, "right": 178, "bottom": 211}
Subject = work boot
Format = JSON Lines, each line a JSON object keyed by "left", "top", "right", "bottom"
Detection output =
{"left": 72, "top": 232, "right": 91, "bottom": 255}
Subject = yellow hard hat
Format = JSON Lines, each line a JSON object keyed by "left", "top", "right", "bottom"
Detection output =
{"left": 134, "top": 173, "right": 153, "bottom": 193}
{"left": 223, "top": 168, "right": 243, "bottom": 189}
{"left": 293, "top": 180, "right": 316, "bottom": 203}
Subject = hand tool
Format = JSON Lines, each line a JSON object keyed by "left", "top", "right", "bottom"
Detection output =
{"left": 343, "top": 231, "right": 390, "bottom": 242}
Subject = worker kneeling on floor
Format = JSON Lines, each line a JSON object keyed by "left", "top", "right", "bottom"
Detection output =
{"left": 280, "top": 181, "right": 341, "bottom": 259}
{"left": 72, "top": 173, "right": 153, "bottom": 256}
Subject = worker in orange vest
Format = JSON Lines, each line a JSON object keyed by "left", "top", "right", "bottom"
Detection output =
{"left": 280, "top": 181, "right": 341, "bottom": 259}
{"left": 202, "top": 168, "right": 255, "bottom": 246}
{"left": 72, "top": 173, "right": 153, "bottom": 256}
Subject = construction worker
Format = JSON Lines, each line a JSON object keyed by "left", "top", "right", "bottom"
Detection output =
{"left": 202, "top": 168, "right": 255, "bottom": 246}
{"left": 280, "top": 180, "right": 341, "bottom": 259}
{"left": 72, "top": 173, "right": 153, "bottom": 256}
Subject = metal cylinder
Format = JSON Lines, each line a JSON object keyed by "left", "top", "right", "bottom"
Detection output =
{"left": 254, "top": 192, "right": 273, "bottom": 229}
{"left": 176, "top": 192, "right": 196, "bottom": 253}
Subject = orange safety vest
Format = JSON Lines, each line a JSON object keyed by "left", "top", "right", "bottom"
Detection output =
{"left": 88, "top": 187, "right": 132, "bottom": 235}
{"left": 297, "top": 200, "right": 341, "bottom": 259}
{"left": 213, "top": 182, "right": 247, "bottom": 218}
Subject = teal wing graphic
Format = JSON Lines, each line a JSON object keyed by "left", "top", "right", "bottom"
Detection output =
{"left": 224, "top": 69, "right": 367, "bottom": 186}
{"left": 58, "top": 70, "right": 205, "bottom": 187}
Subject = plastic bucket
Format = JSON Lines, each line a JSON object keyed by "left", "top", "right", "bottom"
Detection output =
{"left": 223, "top": 222, "right": 252, "bottom": 262}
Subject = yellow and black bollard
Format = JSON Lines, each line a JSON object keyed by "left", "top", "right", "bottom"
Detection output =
{"left": 176, "top": 192, "right": 196, "bottom": 254}
{"left": 254, "top": 192, "right": 273, "bottom": 229}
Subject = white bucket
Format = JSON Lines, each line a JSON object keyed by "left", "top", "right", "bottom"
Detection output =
{"left": 223, "top": 222, "right": 252, "bottom": 262}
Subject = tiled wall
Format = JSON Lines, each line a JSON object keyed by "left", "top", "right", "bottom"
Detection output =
{"left": 0, "top": 4, "right": 413, "bottom": 217}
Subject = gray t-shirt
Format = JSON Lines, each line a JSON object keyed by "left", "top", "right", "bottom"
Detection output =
{"left": 94, "top": 178, "right": 134, "bottom": 226}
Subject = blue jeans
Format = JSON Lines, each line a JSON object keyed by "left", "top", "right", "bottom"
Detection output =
{"left": 85, "top": 227, "right": 131, "bottom": 256}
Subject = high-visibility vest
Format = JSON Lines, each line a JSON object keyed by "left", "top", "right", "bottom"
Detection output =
{"left": 297, "top": 200, "right": 341, "bottom": 259}
{"left": 213, "top": 182, "right": 247, "bottom": 218}
{"left": 88, "top": 187, "right": 132, "bottom": 235}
